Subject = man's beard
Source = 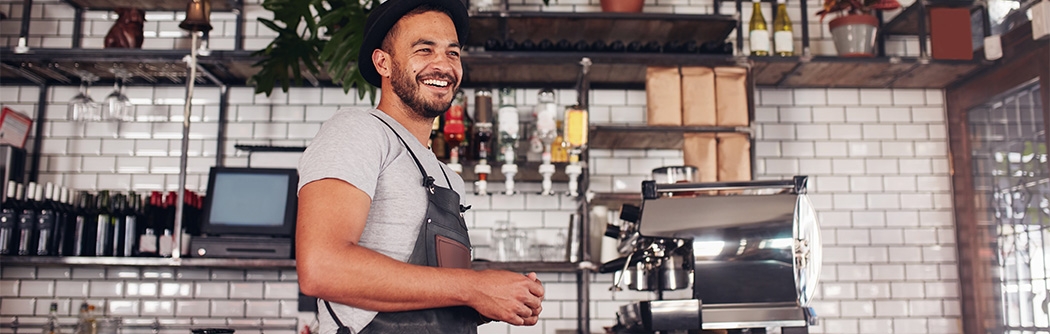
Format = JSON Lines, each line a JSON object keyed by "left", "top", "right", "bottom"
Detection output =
{"left": 390, "top": 60, "right": 457, "bottom": 119}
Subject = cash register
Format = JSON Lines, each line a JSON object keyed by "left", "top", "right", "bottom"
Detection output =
{"left": 190, "top": 167, "right": 298, "bottom": 259}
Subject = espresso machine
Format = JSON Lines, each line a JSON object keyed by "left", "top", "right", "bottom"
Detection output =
{"left": 600, "top": 176, "right": 821, "bottom": 334}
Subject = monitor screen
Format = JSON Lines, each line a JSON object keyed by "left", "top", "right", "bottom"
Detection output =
{"left": 201, "top": 167, "right": 298, "bottom": 237}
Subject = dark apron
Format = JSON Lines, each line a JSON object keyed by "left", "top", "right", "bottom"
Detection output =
{"left": 322, "top": 114, "right": 479, "bottom": 334}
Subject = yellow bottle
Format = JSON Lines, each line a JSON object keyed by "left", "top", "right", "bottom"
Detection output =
{"left": 564, "top": 106, "right": 588, "bottom": 148}
{"left": 749, "top": 0, "right": 770, "bottom": 56}
{"left": 773, "top": 0, "right": 794, "bottom": 56}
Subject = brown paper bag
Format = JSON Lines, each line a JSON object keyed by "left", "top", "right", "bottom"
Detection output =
{"left": 683, "top": 133, "right": 718, "bottom": 196}
{"left": 646, "top": 66, "right": 682, "bottom": 126}
{"left": 683, "top": 133, "right": 717, "bottom": 183}
{"left": 717, "top": 132, "right": 751, "bottom": 182}
{"left": 681, "top": 67, "right": 716, "bottom": 126}
{"left": 714, "top": 67, "right": 749, "bottom": 127}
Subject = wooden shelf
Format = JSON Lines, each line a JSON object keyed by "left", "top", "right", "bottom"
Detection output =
{"left": 61, "top": 0, "right": 239, "bottom": 12}
{"left": 467, "top": 12, "right": 737, "bottom": 47}
{"left": 589, "top": 125, "right": 751, "bottom": 150}
{"left": 0, "top": 256, "right": 579, "bottom": 272}
{"left": 751, "top": 56, "right": 987, "bottom": 88}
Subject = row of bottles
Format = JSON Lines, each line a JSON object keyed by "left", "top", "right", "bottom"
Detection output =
{"left": 749, "top": 0, "right": 794, "bottom": 56}
{"left": 43, "top": 301, "right": 103, "bottom": 334}
{"left": 0, "top": 180, "right": 203, "bottom": 258}
{"left": 430, "top": 88, "right": 588, "bottom": 195}
{"left": 483, "top": 38, "right": 734, "bottom": 55}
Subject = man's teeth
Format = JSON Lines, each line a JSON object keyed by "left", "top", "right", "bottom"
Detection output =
{"left": 422, "top": 79, "right": 449, "bottom": 87}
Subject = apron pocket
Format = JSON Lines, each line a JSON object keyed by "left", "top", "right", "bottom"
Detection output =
{"left": 436, "top": 234, "right": 471, "bottom": 269}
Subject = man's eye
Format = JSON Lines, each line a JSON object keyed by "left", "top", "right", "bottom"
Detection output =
{"left": 417, "top": 48, "right": 432, "bottom": 54}
{"left": 448, "top": 51, "right": 460, "bottom": 57}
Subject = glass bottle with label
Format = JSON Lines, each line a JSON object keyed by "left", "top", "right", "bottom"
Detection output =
{"left": 497, "top": 88, "right": 520, "bottom": 195}
{"left": 749, "top": 0, "right": 770, "bottom": 56}
{"left": 16, "top": 182, "right": 38, "bottom": 255}
{"left": 564, "top": 105, "right": 589, "bottom": 197}
{"left": 773, "top": 0, "right": 794, "bottom": 56}
{"left": 0, "top": 181, "right": 21, "bottom": 255}
{"left": 35, "top": 182, "right": 58, "bottom": 256}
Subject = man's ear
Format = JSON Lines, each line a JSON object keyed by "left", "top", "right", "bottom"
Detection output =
{"left": 372, "top": 49, "right": 392, "bottom": 78}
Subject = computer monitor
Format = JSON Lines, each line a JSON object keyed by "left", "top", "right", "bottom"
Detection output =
{"left": 200, "top": 167, "right": 298, "bottom": 237}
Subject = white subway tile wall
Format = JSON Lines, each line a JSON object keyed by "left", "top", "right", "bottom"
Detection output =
{"left": 2, "top": 84, "right": 956, "bottom": 333}
{"left": 1, "top": 0, "right": 952, "bottom": 332}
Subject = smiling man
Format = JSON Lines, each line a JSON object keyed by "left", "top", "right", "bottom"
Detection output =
{"left": 294, "top": 0, "right": 544, "bottom": 333}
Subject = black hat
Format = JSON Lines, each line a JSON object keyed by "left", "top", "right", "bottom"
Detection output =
{"left": 358, "top": 0, "right": 470, "bottom": 87}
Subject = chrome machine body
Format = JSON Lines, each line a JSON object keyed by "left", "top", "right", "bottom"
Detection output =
{"left": 602, "top": 176, "right": 821, "bottom": 334}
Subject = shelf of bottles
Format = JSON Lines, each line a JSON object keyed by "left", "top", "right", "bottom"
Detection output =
{"left": 0, "top": 180, "right": 204, "bottom": 260}
{"left": 429, "top": 86, "right": 589, "bottom": 196}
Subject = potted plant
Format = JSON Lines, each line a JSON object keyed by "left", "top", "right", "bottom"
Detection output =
{"left": 250, "top": 0, "right": 378, "bottom": 101}
{"left": 817, "top": 0, "right": 900, "bottom": 56}
{"left": 600, "top": 0, "right": 645, "bottom": 13}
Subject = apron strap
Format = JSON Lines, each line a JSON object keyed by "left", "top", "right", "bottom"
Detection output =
{"left": 371, "top": 113, "right": 454, "bottom": 189}
{"left": 324, "top": 300, "right": 354, "bottom": 334}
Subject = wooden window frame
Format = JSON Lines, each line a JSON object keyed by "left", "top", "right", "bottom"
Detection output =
{"left": 946, "top": 21, "right": 1050, "bottom": 334}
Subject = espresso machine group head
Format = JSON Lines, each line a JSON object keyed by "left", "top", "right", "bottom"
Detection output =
{"left": 601, "top": 176, "right": 822, "bottom": 334}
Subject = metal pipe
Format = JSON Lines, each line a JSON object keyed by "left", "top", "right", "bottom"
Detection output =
{"left": 917, "top": 0, "right": 929, "bottom": 59}
{"left": 173, "top": 32, "right": 201, "bottom": 260}
{"left": 235, "top": 0, "right": 245, "bottom": 51}
{"left": 15, "top": 0, "right": 33, "bottom": 53}
{"left": 72, "top": 5, "right": 83, "bottom": 48}
{"left": 216, "top": 85, "right": 229, "bottom": 166}
{"left": 735, "top": 0, "right": 743, "bottom": 55}
{"left": 29, "top": 83, "right": 48, "bottom": 183}
{"left": 799, "top": 0, "right": 810, "bottom": 56}
{"left": 876, "top": 11, "right": 886, "bottom": 57}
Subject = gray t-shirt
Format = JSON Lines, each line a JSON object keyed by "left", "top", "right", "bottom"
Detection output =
{"left": 297, "top": 107, "right": 467, "bottom": 333}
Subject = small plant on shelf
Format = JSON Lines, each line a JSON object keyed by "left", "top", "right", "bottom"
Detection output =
{"left": 816, "top": 0, "right": 900, "bottom": 57}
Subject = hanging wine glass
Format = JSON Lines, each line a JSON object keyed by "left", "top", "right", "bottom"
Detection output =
{"left": 68, "top": 72, "right": 99, "bottom": 122}
{"left": 103, "top": 68, "right": 134, "bottom": 122}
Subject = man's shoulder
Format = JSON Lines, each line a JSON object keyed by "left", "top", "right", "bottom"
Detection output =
{"left": 324, "top": 107, "right": 381, "bottom": 128}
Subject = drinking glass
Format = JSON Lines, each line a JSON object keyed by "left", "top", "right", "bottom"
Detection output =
{"left": 103, "top": 74, "right": 134, "bottom": 121}
{"left": 68, "top": 74, "right": 99, "bottom": 122}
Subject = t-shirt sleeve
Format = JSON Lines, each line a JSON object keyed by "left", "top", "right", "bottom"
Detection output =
{"left": 297, "top": 111, "right": 387, "bottom": 199}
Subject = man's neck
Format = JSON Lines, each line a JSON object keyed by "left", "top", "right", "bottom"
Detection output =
{"left": 376, "top": 95, "right": 433, "bottom": 146}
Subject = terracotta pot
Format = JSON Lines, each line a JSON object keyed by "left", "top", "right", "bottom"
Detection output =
{"left": 600, "top": 0, "right": 645, "bottom": 13}
{"left": 828, "top": 14, "right": 879, "bottom": 57}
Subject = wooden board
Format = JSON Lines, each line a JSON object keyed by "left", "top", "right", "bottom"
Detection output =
{"left": 468, "top": 12, "right": 737, "bottom": 46}
{"left": 65, "top": 0, "right": 237, "bottom": 11}
{"left": 891, "top": 61, "right": 983, "bottom": 88}
{"left": 780, "top": 60, "right": 915, "bottom": 88}
{"left": 751, "top": 59, "right": 799, "bottom": 86}
{"left": 589, "top": 125, "right": 748, "bottom": 150}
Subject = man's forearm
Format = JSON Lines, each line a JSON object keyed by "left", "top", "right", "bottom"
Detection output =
{"left": 298, "top": 241, "right": 474, "bottom": 312}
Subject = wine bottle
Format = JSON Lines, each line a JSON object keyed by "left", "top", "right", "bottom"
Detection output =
{"left": 110, "top": 193, "right": 126, "bottom": 257}
{"left": 122, "top": 192, "right": 138, "bottom": 257}
{"left": 538, "top": 39, "right": 555, "bottom": 52}
{"left": 773, "top": 0, "right": 794, "bottom": 56}
{"left": 73, "top": 191, "right": 96, "bottom": 256}
{"left": 644, "top": 41, "right": 662, "bottom": 53}
{"left": 590, "top": 40, "right": 608, "bottom": 52}
{"left": 520, "top": 39, "right": 536, "bottom": 51}
{"left": 626, "top": 41, "right": 644, "bottom": 53}
{"left": 0, "top": 181, "right": 21, "bottom": 255}
{"left": 431, "top": 117, "right": 447, "bottom": 159}
{"left": 556, "top": 39, "right": 572, "bottom": 52}
{"left": 16, "top": 182, "right": 38, "bottom": 255}
{"left": 35, "top": 182, "right": 58, "bottom": 256}
{"left": 573, "top": 40, "right": 590, "bottom": 52}
{"left": 608, "top": 40, "right": 626, "bottom": 52}
{"left": 94, "top": 190, "right": 112, "bottom": 256}
{"left": 749, "top": 0, "right": 770, "bottom": 56}
{"left": 56, "top": 187, "right": 74, "bottom": 256}
{"left": 484, "top": 38, "right": 503, "bottom": 51}
{"left": 503, "top": 39, "right": 519, "bottom": 51}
